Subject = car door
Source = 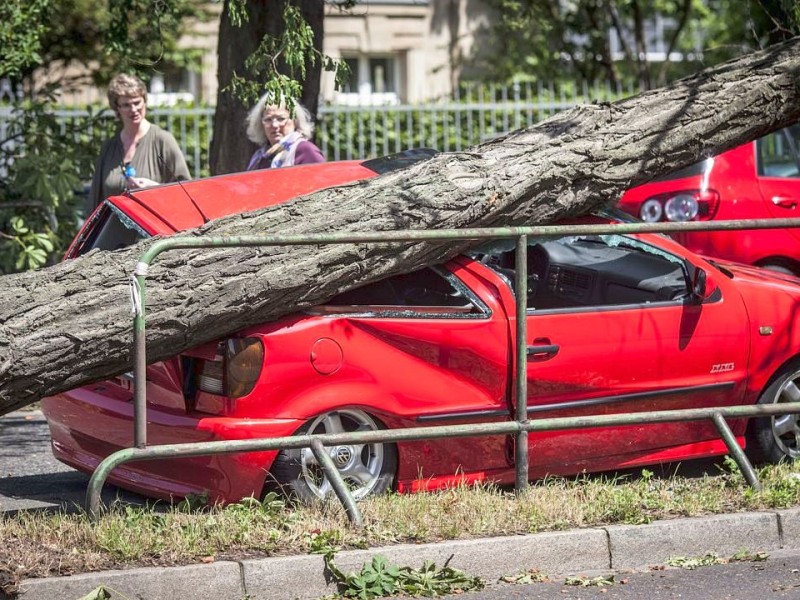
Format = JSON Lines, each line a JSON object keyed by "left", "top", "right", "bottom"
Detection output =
{"left": 516, "top": 234, "right": 750, "bottom": 474}
{"left": 758, "top": 125, "right": 800, "bottom": 244}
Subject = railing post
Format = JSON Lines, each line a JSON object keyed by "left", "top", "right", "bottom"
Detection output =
{"left": 712, "top": 412, "right": 762, "bottom": 490}
{"left": 309, "top": 439, "right": 363, "bottom": 527}
{"left": 132, "top": 264, "right": 148, "bottom": 449}
{"left": 514, "top": 235, "right": 529, "bottom": 493}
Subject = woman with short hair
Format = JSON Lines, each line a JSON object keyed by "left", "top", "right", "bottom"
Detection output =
{"left": 245, "top": 93, "right": 325, "bottom": 170}
{"left": 87, "top": 73, "right": 190, "bottom": 215}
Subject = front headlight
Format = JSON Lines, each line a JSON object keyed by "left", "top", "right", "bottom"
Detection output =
{"left": 664, "top": 194, "right": 699, "bottom": 222}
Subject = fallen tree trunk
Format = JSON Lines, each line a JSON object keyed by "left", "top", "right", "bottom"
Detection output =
{"left": 2, "top": 37, "right": 800, "bottom": 414}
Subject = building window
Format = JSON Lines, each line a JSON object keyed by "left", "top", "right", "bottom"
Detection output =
{"left": 336, "top": 54, "right": 399, "bottom": 105}
{"left": 369, "top": 57, "right": 394, "bottom": 94}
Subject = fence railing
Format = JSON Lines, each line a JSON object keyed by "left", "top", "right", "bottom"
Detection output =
{"left": 87, "top": 216, "right": 800, "bottom": 524}
{"left": 0, "top": 80, "right": 645, "bottom": 179}
{"left": 317, "top": 79, "right": 642, "bottom": 160}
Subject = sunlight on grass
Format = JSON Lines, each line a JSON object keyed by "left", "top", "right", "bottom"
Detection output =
{"left": 2, "top": 462, "right": 799, "bottom": 581}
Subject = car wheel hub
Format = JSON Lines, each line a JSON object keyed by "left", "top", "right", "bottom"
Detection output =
{"left": 301, "top": 409, "right": 386, "bottom": 500}
{"left": 332, "top": 445, "right": 353, "bottom": 467}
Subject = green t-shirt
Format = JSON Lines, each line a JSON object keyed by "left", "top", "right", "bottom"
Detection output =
{"left": 87, "top": 124, "right": 191, "bottom": 215}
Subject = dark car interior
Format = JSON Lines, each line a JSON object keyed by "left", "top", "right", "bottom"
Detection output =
{"left": 321, "top": 266, "right": 486, "bottom": 316}
{"left": 322, "top": 235, "right": 689, "bottom": 315}
{"left": 75, "top": 204, "right": 147, "bottom": 256}
{"left": 473, "top": 235, "right": 689, "bottom": 310}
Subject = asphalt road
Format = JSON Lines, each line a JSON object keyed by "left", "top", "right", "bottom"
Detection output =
{"left": 0, "top": 410, "right": 144, "bottom": 513}
{"left": 451, "top": 551, "right": 800, "bottom": 599}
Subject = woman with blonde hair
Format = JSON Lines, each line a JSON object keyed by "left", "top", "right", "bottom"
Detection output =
{"left": 87, "top": 73, "right": 190, "bottom": 214}
{"left": 245, "top": 93, "right": 325, "bottom": 170}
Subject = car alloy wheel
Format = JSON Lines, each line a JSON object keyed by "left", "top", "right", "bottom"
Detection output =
{"left": 269, "top": 408, "right": 397, "bottom": 502}
{"left": 767, "top": 373, "right": 800, "bottom": 459}
{"left": 748, "top": 363, "right": 800, "bottom": 464}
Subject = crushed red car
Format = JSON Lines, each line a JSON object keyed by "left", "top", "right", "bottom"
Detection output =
{"left": 42, "top": 150, "right": 800, "bottom": 504}
{"left": 618, "top": 124, "right": 800, "bottom": 275}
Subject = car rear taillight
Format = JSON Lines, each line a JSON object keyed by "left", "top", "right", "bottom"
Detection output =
{"left": 225, "top": 337, "right": 264, "bottom": 398}
{"left": 197, "top": 356, "right": 225, "bottom": 395}
{"left": 638, "top": 189, "right": 720, "bottom": 222}
{"left": 195, "top": 337, "right": 264, "bottom": 400}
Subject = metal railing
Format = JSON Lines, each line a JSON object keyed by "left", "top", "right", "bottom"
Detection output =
{"left": 89, "top": 217, "right": 800, "bottom": 523}
{"left": 0, "top": 80, "right": 644, "bottom": 175}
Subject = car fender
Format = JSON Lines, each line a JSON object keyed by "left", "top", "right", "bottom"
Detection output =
{"left": 728, "top": 270, "right": 800, "bottom": 397}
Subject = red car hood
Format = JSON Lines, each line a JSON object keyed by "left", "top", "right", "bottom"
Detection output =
{"left": 711, "top": 259, "right": 800, "bottom": 287}
{"left": 110, "top": 161, "right": 379, "bottom": 235}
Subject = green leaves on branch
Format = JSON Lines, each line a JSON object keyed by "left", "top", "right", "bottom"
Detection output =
{"left": 0, "top": 98, "right": 102, "bottom": 274}
{"left": 226, "top": 1, "right": 350, "bottom": 106}
{"left": 0, "top": 0, "right": 50, "bottom": 80}
{"left": 5, "top": 217, "right": 54, "bottom": 271}
{"left": 105, "top": 0, "right": 205, "bottom": 74}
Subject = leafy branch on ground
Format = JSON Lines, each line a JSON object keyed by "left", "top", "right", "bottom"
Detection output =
{"left": 730, "top": 549, "right": 769, "bottom": 562}
{"left": 76, "top": 585, "right": 131, "bottom": 600}
{"left": 667, "top": 548, "right": 771, "bottom": 570}
{"left": 666, "top": 553, "right": 724, "bottom": 570}
{"left": 322, "top": 550, "right": 484, "bottom": 599}
{"left": 564, "top": 574, "right": 615, "bottom": 587}
{"left": 499, "top": 569, "right": 549, "bottom": 584}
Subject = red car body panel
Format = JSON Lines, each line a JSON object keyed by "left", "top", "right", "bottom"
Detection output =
{"left": 618, "top": 137, "right": 800, "bottom": 271}
{"left": 42, "top": 156, "right": 800, "bottom": 504}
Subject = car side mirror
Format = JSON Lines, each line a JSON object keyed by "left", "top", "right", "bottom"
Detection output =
{"left": 691, "top": 267, "right": 708, "bottom": 300}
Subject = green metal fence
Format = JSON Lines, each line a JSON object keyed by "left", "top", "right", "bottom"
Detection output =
{"left": 86, "top": 217, "right": 800, "bottom": 524}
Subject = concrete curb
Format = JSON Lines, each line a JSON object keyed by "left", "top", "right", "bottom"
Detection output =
{"left": 15, "top": 507, "right": 800, "bottom": 600}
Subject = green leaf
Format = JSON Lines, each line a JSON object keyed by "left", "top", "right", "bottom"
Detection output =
{"left": 10, "top": 217, "right": 28, "bottom": 234}
{"left": 76, "top": 585, "right": 112, "bottom": 600}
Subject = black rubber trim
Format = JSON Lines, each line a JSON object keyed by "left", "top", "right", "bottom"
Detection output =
{"left": 417, "top": 408, "right": 509, "bottom": 423}
{"left": 526, "top": 381, "right": 736, "bottom": 414}
{"left": 415, "top": 382, "right": 736, "bottom": 422}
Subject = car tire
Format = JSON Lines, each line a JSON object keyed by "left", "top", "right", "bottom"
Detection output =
{"left": 268, "top": 409, "right": 398, "bottom": 503}
{"left": 746, "top": 362, "right": 800, "bottom": 464}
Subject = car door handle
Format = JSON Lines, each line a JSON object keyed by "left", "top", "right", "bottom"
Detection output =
{"left": 527, "top": 343, "right": 560, "bottom": 361}
{"left": 771, "top": 196, "right": 797, "bottom": 209}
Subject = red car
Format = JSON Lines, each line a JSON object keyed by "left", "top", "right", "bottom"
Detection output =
{"left": 42, "top": 152, "right": 800, "bottom": 504}
{"left": 618, "top": 124, "right": 800, "bottom": 275}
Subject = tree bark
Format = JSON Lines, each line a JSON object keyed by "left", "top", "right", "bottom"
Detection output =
{"left": 209, "top": 0, "right": 324, "bottom": 175}
{"left": 2, "top": 38, "right": 800, "bottom": 415}
{"left": 297, "top": 0, "right": 323, "bottom": 119}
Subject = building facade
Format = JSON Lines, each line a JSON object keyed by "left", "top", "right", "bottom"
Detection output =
{"left": 42, "top": 1, "right": 492, "bottom": 107}
{"left": 321, "top": 0, "right": 492, "bottom": 105}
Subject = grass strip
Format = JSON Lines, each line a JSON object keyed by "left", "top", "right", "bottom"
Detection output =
{"left": 1, "top": 459, "right": 799, "bottom": 584}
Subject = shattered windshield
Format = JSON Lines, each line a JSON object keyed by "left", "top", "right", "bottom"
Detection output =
{"left": 77, "top": 203, "right": 148, "bottom": 256}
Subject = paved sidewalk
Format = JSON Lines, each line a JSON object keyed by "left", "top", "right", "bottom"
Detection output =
{"left": 12, "top": 507, "right": 800, "bottom": 600}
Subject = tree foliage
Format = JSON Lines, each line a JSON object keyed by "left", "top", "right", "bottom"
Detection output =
{"left": 0, "top": 0, "right": 344, "bottom": 273}
{"left": 226, "top": 0, "right": 350, "bottom": 108}
{"left": 0, "top": 95, "right": 101, "bottom": 273}
{"left": 0, "top": 0, "right": 207, "bottom": 275}
{"left": 1, "top": 0, "right": 207, "bottom": 89}
{"left": 0, "top": 0, "right": 50, "bottom": 81}
{"left": 477, "top": 0, "right": 800, "bottom": 89}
